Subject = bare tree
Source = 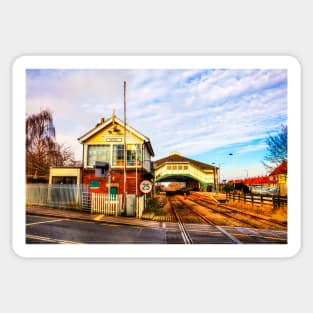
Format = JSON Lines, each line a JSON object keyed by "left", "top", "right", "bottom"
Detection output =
{"left": 26, "top": 109, "right": 75, "bottom": 180}
{"left": 57, "top": 144, "right": 75, "bottom": 166}
{"left": 263, "top": 125, "right": 287, "bottom": 171}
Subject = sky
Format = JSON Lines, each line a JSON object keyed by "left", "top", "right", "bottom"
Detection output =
{"left": 26, "top": 68, "right": 287, "bottom": 180}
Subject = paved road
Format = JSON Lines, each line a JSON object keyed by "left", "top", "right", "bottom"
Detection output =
{"left": 26, "top": 215, "right": 167, "bottom": 244}
{"left": 26, "top": 215, "right": 287, "bottom": 244}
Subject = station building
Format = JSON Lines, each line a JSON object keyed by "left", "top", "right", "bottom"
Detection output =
{"left": 49, "top": 113, "right": 154, "bottom": 196}
{"left": 154, "top": 152, "right": 218, "bottom": 192}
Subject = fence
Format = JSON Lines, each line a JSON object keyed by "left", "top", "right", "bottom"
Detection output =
{"left": 91, "top": 193, "right": 144, "bottom": 217}
{"left": 26, "top": 184, "right": 145, "bottom": 218}
{"left": 91, "top": 193, "right": 122, "bottom": 216}
{"left": 226, "top": 192, "right": 287, "bottom": 209}
{"left": 26, "top": 184, "right": 87, "bottom": 210}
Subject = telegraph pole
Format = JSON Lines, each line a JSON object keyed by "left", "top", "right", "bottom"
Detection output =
{"left": 123, "top": 81, "right": 127, "bottom": 215}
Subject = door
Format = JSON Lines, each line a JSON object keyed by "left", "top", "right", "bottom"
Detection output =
{"left": 110, "top": 187, "right": 117, "bottom": 198}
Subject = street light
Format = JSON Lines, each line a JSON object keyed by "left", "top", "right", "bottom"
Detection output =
{"left": 228, "top": 153, "right": 235, "bottom": 192}
{"left": 212, "top": 162, "right": 220, "bottom": 193}
{"left": 212, "top": 162, "right": 225, "bottom": 192}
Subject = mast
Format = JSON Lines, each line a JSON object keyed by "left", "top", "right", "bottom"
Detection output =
{"left": 123, "top": 81, "right": 127, "bottom": 215}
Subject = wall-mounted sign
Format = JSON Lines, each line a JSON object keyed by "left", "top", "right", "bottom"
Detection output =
{"left": 140, "top": 180, "right": 153, "bottom": 194}
{"left": 94, "top": 161, "right": 110, "bottom": 177}
{"left": 106, "top": 138, "right": 122, "bottom": 142}
{"left": 89, "top": 180, "right": 99, "bottom": 188}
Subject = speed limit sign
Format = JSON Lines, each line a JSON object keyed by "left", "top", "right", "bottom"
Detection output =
{"left": 139, "top": 180, "right": 153, "bottom": 193}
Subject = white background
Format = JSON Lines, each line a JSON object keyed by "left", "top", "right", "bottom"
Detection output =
{"left": 1, "top": 1, "right": 312, "bottom": 312}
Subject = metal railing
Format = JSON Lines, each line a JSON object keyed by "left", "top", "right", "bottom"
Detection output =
{"left": 26, "top": 184, "right": 88, "bottom": 210}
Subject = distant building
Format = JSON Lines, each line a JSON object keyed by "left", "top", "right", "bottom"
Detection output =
{"left": 154, "top": 152, "right": 218, "bottom": 192}
{"left": 231, "top": 161, "right": 288, "bottom": 196}
{"left": 269, "top": 160, "right": 288, "bottom": 196}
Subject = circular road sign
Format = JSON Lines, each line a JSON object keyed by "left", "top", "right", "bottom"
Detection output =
{"left": 140, "top": 180, "right": 153, "bottom": 194}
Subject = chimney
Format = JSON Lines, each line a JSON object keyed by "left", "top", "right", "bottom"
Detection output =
{"left": 96, "top": 117, "right": 105, "bottom": 127}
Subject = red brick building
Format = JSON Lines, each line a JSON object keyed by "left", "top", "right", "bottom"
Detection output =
{"left": 77, "top": 113, "right": 154, "bottom": 196}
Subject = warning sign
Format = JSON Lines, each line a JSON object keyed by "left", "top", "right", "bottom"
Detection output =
{"left": 139, "top": 180, "right": 153, "bottom": 194}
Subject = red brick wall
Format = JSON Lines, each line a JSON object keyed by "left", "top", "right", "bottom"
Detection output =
{"left": 82, "top": 169, "right": 148, "bottom": 195}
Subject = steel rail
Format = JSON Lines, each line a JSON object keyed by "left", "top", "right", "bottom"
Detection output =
{"left": 189, "top": 196, "right": 286, "bottom": 230}
{"left": 173, "top": 198, "right": 242, "bottom": 244}
{"left": 169, "top": 200, "right": 193, "bottom": 244}
{"left": 169, "top": 198, "right": 241, "bottom": 244}
{"left": 218, "top": 203, "right": 287, "bottom": 228}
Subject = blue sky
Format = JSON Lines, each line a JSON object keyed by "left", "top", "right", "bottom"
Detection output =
{"left": 26, "top": 68, "right": 287, "bottom": 179}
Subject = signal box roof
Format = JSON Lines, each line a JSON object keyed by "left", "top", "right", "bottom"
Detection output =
{"left": 77, "top": 114, "right": 154, "bottom": 156}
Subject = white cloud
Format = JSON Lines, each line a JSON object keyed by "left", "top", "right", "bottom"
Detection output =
{"left": 26, "top": 69, "right": 287, "bottom": 163}
{"left": 236, "top": 143, "right": 268, "bottom": 154}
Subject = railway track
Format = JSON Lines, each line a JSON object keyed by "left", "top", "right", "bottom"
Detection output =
{"left": 167, "top": 195, "right": 287, "bottom": 244}
{"left": 187, "top": 194, "right": 287, "bottom": 230}
{"left": 170, "top": 201, "right": 193, "bottom": 244}
{"left": 169, "top": 197, "right": 241, "bottom": 244}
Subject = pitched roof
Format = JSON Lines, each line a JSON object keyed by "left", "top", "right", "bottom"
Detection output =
{"left": 77, "top": 115, "right": 154, "bottom": 156}
{"left": 269, "top": 160, "right": 288, "bottom": 176}
{"left": 154, "top": 153, "right": 216, "bottom": 170}
{"left": 232, "top": 176, "right": 270, "bottom": 185}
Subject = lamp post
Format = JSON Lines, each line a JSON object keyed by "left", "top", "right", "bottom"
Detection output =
{"left": 212, "top": 162, "right": 218, "bottom": 193}
{"left": 212, "top": 162, "right": 224, "bottom": 193}
{"left": 228, "top": 153, "right": 235, "bottom": 192}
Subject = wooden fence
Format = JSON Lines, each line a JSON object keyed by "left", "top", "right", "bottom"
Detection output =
{"left": 91, "top": 193, "right": 144, "bottom": 217}
{"left": 226, "top": 192, "right": 287, "bottom": 209}
{"left": 91, "top": 193, "right": 122, "bottom": 216}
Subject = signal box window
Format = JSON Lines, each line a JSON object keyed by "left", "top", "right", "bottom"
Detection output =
{"left": 112, "top": 144, "right": 124, "bottom": 166}
{"left": 87, "top": 145, "right": 110, "bottom": 166}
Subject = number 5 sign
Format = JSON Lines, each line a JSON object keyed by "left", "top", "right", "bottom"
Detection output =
{"left": 139, "top": 180, "right": 153, "bottom": 194}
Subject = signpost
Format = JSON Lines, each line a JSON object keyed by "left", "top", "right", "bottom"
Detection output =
{"left": 140, "top": 180, "right": 153, "bottom": 194}
{"left": 140, "top": 180, "right": 153, "bottom": 211}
